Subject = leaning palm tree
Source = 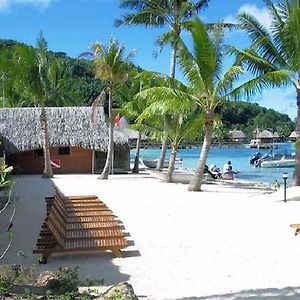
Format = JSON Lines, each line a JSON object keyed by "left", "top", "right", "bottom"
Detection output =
{"left": 231, "top": 0, "right": 300, "bottom": 185}
{"left": 137, "top": 97, "right": 203, "bottom": 182}
{"left": 173, "top": 18, "right": 244, "bottom": 191}
{"left": 116, "top": 0, "right": 212, "bottom": 170}
{"left": 81, "top": 39, "right": 134, "bottom": 179}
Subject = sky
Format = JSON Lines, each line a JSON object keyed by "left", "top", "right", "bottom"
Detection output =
{"left": 0, "top": 0, "right": 297, "bottom": 120}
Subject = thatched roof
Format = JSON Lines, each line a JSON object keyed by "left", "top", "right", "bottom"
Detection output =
{"left": 256, "top": 130, "right": 274, "bottom": 138}
{"left": 273, "top": 132, "right": 280, "bottom": 138}
{"left": 0, "top": 107, "right": 128, "bottom": 154}
{"left": 228, "top": 130, "right": 246, "bottom": 139}
{"left": 115, "top": 117, "right": 147, "bottom": 140}
{"left": 289, "top": 131, "right": 299, "bottom": 138}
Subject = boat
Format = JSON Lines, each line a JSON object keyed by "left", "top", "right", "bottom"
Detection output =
{"left": 260, "top": 157, "right": 295, "bottom": 168}
{"left": 141, "top": 157, "right": 183, "bottom": 169}
{"left": 250, "top": 151, "right": 296, "bottom": 168}
{"left": 245, "top": 139, "right": 275, "bottom": 149}
{"left": 149, "top": 170, "right": 194, "bottom": 184}
{"left": 149, "top": 169, "right": 234, "bottom": 184}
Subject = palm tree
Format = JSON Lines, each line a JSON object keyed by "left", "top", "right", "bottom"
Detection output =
{"left": 116, "top": 0, "right": 212, "bottom": 170}
{"left": 170, "top": 18, "right": 244, "bottom": 191}
{"left": 115, "top": 74, "right": 146, "bottom": 173}
{"left": 13, "top": 34, "right": 55, "bottom": 177}
{"left": 137, "top": 95, "right": 203, "bottom": 182}
{"left": 81, "top": 39, "right": 134, "bottom": 179}
{"left": 10, "top": 33, "right": 73, "bottom": 178}
{"left": 231, "top": 0, "right": 300, "bottom": 185}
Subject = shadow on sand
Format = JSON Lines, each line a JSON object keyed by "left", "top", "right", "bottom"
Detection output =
{"left": 171, "top": 286, "right": 300, "bottom": 300}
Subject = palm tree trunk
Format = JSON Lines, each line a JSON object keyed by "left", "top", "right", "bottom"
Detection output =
{"left": 156, "top": 47, "right": 178, "bottom": 171}
{"left": 166, "top": 145, "right": 178, "bottom": 183}
{"left": 40, "top": 107, "right": 53, "bottom": 178}
{"left": 188, "top": 110, "right": 214, "bottom": 191}
{"left": 169, "top": 46, "right": 177, "bottom": 78}
{"left": 156, "top": 139, "right": 168, "bottom": 171}
{"left": 99, "top": 87, "right": 114, "bottom": 180}
{"left": 292, "top": 86, "right": 300, "bottom": 186}
{"left": 132, "top": 131, "right": 142, "bottom": 174}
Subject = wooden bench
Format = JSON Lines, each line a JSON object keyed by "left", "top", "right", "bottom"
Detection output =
{"left": 34, "top": 189, "right": 128, "bottom": 263}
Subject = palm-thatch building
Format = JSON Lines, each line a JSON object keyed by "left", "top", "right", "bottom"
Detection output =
{"left": 289, "top": 130, "right": 299, "bottom": 142}
{"left": 0, "top": 107, "right": 130, "bottom": 174}
{"left": 228, "top": 130, "right": 246, "bottom": 143}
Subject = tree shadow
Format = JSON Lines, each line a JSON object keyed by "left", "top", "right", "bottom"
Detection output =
{"left": 172, "top": 286, "right": 300, "bottom": 300}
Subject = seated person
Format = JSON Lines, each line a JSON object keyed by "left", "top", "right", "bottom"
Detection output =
{"left": 204, "top": 165, "right": 219, "bottom": 179}
{"left": 223, "top": 161, "right": 237, "bottom": 180}
{"left": 209, "top": 164, "right": 222, "bottom": 178}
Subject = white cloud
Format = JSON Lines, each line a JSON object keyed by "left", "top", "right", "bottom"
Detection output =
{"left": 0, "top": 0, "right": 54, "bottom": 11}
{"left": 238, "top": 4, "right": 272, "bottom": 28}
{"left": 224, "top": 4, "right": 272, "bottom": 29}
{"left": 0, "top": 0, "right": 9, "bottom": 10}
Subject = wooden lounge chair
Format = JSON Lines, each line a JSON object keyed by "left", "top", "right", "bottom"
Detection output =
{"left": 34, "top": 190, "right": 128, "bottom": 263}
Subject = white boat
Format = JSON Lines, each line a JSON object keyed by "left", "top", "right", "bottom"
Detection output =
{"left": 141, "top": 157, "right": 183, "bottom": 169}
{"left": 148, "top": 170, "right": 194, "bottom": 183}
{"left": 260, "top": 158, "right": 295, "bottom": 168}
{"left": 245, "top": 139, "right": 274, "bottom": 149}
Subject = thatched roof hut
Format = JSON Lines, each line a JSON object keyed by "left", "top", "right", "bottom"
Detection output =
{"left": 228, "top": 130, "right": 246, "bottom": 140}
{"left": 0, "top": 107, "right": 128, "bottom": 154}
{"left": 256, "top": 130, "right": 274, "bottom": 139}
{"left": 116, "top": 117, "right": 147, "bottom": 140}
{"left": 289, "top": 131, "right": 299, "bottom": 138}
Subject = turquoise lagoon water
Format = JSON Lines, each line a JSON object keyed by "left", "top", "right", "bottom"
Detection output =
{"left": 131, "top": 143, "right": 296, "bottom": 184}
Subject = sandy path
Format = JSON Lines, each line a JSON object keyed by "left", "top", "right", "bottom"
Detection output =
{"left": 1, "top": 174, "right": 300, "bottom": 299}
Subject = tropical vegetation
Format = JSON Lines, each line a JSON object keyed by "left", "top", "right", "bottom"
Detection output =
{"left": 117, "top": 0, "right": 212, "bottom": 171}
{"left": 80, "top": 39, "right": 135, "bottom": 179}
{"left": 231, "top": 0, "right": 300, "bottom": 185}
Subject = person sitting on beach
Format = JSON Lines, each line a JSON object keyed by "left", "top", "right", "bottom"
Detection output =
{"left": 209, "top": 164, "right": 222, "bottom": 178}
{"left": 223, "top": 161, "right": 236, "bottom": 180}
{"left": 204, "top": 165, "right": 219, "bottom": 179}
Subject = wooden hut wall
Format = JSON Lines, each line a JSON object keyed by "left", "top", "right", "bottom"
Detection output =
{"left": 7, "top": 147, "right": 93, "bottom": 174}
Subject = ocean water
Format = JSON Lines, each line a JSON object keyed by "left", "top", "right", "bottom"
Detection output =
{"left": 132, "top": 143, "right": 296, "bottom": 184}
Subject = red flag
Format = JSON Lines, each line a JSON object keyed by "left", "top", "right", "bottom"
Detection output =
{"left": 115, "top": 114, "right": 121, "bottom": 126}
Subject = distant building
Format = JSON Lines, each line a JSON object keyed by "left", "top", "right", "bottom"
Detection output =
{"left": 228, "top": 130, "right": 246, "bottom": 143}
{"left": 0, "top": 107, "right": 130, "bottom": 174}
{"left": 289, "top": 131, "right": 299, "bottom": 142}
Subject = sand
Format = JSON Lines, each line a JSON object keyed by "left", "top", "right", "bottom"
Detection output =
{"left": 1, "top": 173, "right": 300, "bottom": 299}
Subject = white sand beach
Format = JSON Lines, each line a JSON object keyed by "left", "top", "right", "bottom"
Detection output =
{"left": 1, "top": 173, "right": 300, "bottom": 299}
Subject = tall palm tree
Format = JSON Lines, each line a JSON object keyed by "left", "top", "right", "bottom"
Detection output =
{"left": 172, "top": 18, "right": 244, "bottom": 191}
{"left": 231, "top": 0, "right": 300, "bottom": 185}
{"left": 116, "top": 0, "right": 212, "bottom": 170}
{"left": 115, "top": 74, "right": 146, "bottom": 173}
{"left": 13, "top": 34, "right": 55, "bottom": 177}
{"left": 10, "top": 33, "right": 72, "bottom": 177}
{"left": 81, "top": 39, "right": 134, "bottom": 179}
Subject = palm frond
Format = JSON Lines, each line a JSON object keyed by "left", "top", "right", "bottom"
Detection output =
{"left": 229, "top": 70, "right": 293, "bottom": 100}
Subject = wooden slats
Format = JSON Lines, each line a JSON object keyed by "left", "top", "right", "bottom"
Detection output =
{"left": 34, "top": 188, "right": 128, "bottom": 263}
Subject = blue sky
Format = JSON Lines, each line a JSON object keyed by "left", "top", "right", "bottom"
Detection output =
{"left": 0, "top": 0, "right": 296, "bottom": 120}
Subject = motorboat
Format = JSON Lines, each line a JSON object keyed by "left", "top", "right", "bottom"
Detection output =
{"left": 245, "top": 139, "right": 276, "bottom": 149}
{"left": 260, "top": 157, "right": 295, "bottom": 168}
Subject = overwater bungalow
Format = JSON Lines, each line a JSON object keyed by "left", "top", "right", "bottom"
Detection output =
{"left": 0, "top": 107, "right": 130, "bottom": 174}
{"left": 228, "top": 130, "right": 246, "bottom": 143}
{"left": 289, "top": 131, "right": 299, "bottom": 142}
